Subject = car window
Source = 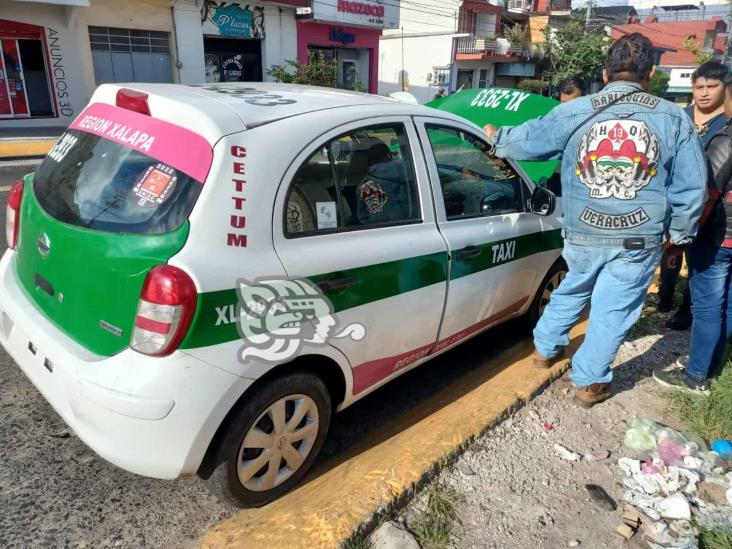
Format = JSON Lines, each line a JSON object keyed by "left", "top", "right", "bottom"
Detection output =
{"left": 33, "top": 129, "right": 204, "bottom": 235}
{"left": 285, "top": 124, "right": 420, "bottom": 236}
{"left": 426, "top": 125, "right": 523, "bottom": 220}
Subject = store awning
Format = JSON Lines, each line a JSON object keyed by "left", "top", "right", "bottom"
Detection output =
{"left": 13, "top": 0, "right": 90, "bottom": 6}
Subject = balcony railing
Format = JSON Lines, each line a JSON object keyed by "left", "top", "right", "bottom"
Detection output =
{"left": 507, "top": 0, "right": 530, "bottom": 12}
{"left": 456, "top": 35, "right": 527, "bottom": 57}
{"left": 506, "top": 0, "right": 571, "bottom": 13}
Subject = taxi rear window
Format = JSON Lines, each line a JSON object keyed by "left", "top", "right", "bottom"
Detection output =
{"left": 33, "top": 129, "right": 203, "bottom": 235}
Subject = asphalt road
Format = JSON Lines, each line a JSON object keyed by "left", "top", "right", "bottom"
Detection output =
{"left": 0, "top": 160, "right": 530, "bottom": 548}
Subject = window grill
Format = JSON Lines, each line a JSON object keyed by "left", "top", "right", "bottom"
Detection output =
{"left": 89, "top": 26, "right": 170, "bottom": 54}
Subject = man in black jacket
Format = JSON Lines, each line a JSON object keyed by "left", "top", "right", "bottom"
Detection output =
{"left": 655, "top": 72, "right": 732, "bottom": 393}
{"left": 659, "top": 61, "right": 729, "bottom": 329}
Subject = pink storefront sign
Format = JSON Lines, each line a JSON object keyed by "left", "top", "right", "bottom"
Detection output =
{"left": 296, "top": 21, "right": 380, "bottom": 94}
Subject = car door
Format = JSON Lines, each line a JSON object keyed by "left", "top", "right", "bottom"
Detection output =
{"left": 273, "top": 117, "right": 449, "bottom": 397}
{"left": 415, "top": 116, "right": 547, "bottom": 348}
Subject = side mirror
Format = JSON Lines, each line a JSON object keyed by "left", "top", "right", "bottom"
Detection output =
{"left": 530, "top": 186, "right": 556, "bottom": 216}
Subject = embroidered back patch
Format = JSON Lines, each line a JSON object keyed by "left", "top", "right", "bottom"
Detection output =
{"left": 576, "top": 120, "right": 659, "bottom": 200}
{"left": 579, "top": 207, "right": 650, "bottom": 229}
{"left": 591, "top": 92, "right": 660, "bottom": 110}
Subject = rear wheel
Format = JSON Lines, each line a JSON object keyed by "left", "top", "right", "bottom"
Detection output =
{"left": 528, "top": 259, "right": 567, "bottom": 327}
{"left": 202, "top": 372, "right": 331, "bottom": 507}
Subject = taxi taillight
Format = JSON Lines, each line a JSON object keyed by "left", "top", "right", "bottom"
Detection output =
{"left": 130, "top": 265, "right": 197, "bottom": 357}
{"left": 116, "top": 88, "right": 151, "bottom": 116}
{"left": 6, "top": 180, "right": 23, "bottom": 250}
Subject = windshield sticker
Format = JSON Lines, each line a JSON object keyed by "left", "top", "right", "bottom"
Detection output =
{"left": 132, "top": 163, "right": 178, "bottom": 207}
{"left": 47, "top": 133, "right": 78, "bottom": 163}
{"left": 316, "top": 201, "right": 337, "bottom": 230}
{"left": 70, "top": 102, "right": 212, "bottom": 183}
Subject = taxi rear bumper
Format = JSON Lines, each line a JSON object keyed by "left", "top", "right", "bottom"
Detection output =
{"left": 0, "top": 251, "right": 253, "bottom": 479}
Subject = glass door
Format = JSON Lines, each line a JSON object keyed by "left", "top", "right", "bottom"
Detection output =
{"left": 0, "top": 45, "right": 12, "bottom": 117}
{"left": 1, "top": 39, "right": 30, "bottom": 117}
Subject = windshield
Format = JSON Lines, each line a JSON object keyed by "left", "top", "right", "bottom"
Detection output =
{"left": 33, "top": 129, "right": 203, "bottom": 235}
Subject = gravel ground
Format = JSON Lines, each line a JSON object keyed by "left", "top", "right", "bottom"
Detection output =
{"left": 397, "top": 303, "right": 693, "bottom": 549}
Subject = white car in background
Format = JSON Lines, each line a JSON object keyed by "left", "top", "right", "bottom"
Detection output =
{"left": 0, "top": 83, "right": 565, "bottom": 506}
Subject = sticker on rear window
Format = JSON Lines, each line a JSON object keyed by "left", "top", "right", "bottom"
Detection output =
{"left": 131, "top": 163, "right": 178, "bottom": 207}
{"left": 47, "top": 133, "right": 78, "bottom": 163}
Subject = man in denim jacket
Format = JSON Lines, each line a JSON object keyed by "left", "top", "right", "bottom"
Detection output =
{"left": 485, "top": 33, "right": 707, "bottom": 408}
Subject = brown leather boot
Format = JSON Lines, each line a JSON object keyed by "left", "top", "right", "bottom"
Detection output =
{"left": 532, "top": 348, "right": 565, "bottom": 369}
{"left": 574, "top": 383, "right": 612, "bottom": 408}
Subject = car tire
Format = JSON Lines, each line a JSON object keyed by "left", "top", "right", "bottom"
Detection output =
{"left": 527, "top": 258, "right": 568, "bottom": 328}
{"left": 202, "top": 372, "right": 331, "bottom": 508}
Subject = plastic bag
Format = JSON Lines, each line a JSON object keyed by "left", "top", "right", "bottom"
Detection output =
{"left": 624, "top": 419, "right": 687, "bottom": 458}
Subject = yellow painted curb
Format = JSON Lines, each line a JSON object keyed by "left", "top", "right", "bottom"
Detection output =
{"left": 0, "top": 140, "right": 55, "bottom": 159}
{"left": 201, "top": 320, "right": 588, "bottom": 549}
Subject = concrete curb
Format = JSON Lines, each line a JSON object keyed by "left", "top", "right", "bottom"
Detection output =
{"left": 201, "top": 320, "right": 588, "bottom": 549}
{"left": 0, "top": 140, "right": 55, "bottom": 160}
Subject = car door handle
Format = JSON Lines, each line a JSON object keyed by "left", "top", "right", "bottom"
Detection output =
{"left": 316, "top": 276, "right": 358, "bottom": 292}
{"left": 457, "top": 246, "right": 481, "bottom": 260}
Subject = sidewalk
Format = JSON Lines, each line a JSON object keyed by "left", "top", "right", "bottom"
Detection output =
{"left": 0, "top": 127, "right": 64, "bottom": 160}
{"left": 202, "top": 321, "right": 588, "bottom": 549}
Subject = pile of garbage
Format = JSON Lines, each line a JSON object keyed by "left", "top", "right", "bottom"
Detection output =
{"left": 619, "top": 418, "right": 732, "bottom": 548}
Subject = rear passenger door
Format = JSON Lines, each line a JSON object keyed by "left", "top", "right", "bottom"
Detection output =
{"left": 273, "top": 118, "right": 449, "bottom": 397}
{"left": 415, "top": 118, "right": 545, "bottom": 346}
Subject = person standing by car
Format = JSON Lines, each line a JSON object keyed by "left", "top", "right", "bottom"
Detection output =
{"left": 544, "top": 77, "right": 588, "bottom": 195}
{"left": 558, "top": 76, "right": 586, "bottom": 103}
{"left": 654, "top": 72, "right": 732, "bottom": 393}
{"left": 483, "top": 33, "right": 707, "bottom": 408}
{"left": 660, "top": 61, "right": 729, "bottom": 330}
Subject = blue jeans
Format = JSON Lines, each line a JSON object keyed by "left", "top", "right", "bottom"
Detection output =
{"left": 687, "top": 241, "right": 732, "bottom": 380}
{"left": 534, "top": 242, "right": 661, "bottom": 387}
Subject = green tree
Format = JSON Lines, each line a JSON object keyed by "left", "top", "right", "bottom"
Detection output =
{"left": 517, "top": 79, "right": 548, "bottom": 94}
{"left": 682, "top": 36, "right": 714, "bottom": 64}
{"left": 267, "top": 51, "right": 338, "bottom": 87}
{"left": 541, "top": 21, "right": 609, "bottom": 86}
{"left": 648, "top": 71, "right": 670, "bottom": 97}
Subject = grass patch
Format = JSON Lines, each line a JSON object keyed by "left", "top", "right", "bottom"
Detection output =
{"left": 698, "top": 523, "right": 732, "bottom": 549}
{"left": 342, "top": 538, "right": 371, "bottom": 549}
{"left": 664, "top": 362, "right": 732, "bottom": 442}
{"left": 629, "top": 308, "right": 657, "bottom": 338}
{"left": 409, "top": 483, "right": 462, "bottom": 549}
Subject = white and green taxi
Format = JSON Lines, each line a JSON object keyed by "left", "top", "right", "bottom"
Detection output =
{"left": 0, "top": 83, "right": 565, "bottom": 506}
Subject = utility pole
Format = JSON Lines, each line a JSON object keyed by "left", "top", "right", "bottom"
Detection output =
{"left": 585, "top": 0, "right": 592, "bottom": 30}
{"left": 401, "top": 26, "right": 407, "bottom": 91}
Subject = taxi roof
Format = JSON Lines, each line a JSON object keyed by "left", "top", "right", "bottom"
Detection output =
{"left": 90, "top": 83, "right": 442, "bottom": 144}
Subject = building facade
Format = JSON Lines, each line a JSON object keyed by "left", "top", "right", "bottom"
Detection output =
{"left": 378, "top": 0, "right": 572, "bottom": 104}
{"left": 0, "top": 0, "right": 303, "bottom": 129}
{"left": 296, "top": 0, "right": 400, "bottom": 93}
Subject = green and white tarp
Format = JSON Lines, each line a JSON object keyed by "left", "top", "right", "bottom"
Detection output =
{"left": 427, "top": 88, "right": 560, "bottom": 184}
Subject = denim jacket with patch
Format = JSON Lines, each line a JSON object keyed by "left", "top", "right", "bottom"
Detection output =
{"left": 489, "top": 81, "right": 707, "bottom": 247}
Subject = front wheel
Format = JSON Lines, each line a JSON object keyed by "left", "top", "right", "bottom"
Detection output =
{"left": 527, "top": 259, "right": 567, "bottom": 328}
{"left": 202, "top": 372, "right": 331, "bottom": 507}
